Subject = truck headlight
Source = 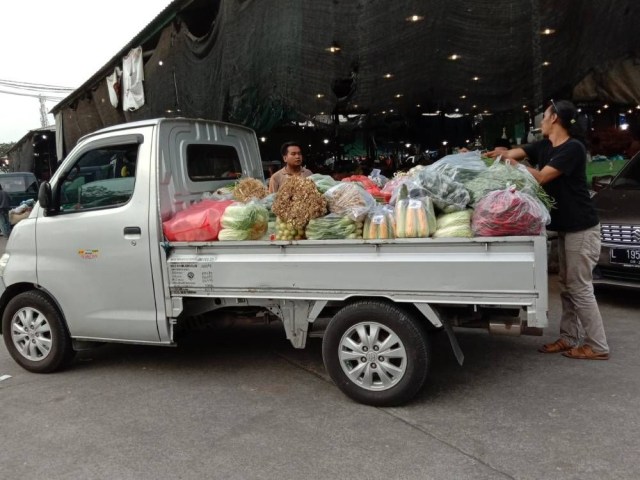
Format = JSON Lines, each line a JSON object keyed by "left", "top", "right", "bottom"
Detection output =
{"left": 0, "top": 253, "right": 10, "bottom": 278}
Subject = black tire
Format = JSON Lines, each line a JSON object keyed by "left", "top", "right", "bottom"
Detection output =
{"left": 322, "top": 300, "right": 430, "bottom": 407}
{"left": 2, "top": 290, "right": 75, "bottom": 373}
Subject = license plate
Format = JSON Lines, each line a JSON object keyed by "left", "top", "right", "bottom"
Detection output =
{"left": 610, "top": 248, "right": 640, "bottom": 266}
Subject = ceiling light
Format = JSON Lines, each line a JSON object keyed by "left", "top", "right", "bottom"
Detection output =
{"left": 448, "top": 54, "right": 461, "bottom": 61}
{"left": 326, "top": 43, "right": 341, "bottom": 53}
{"left": 541, "top": 28, "right": 556, "bottom": 35}
{"left": 603, "top": 104, "right": 609, "bottom": 109}
{"left": 158, "top": 61, "right": 164, "bottom": 66}
{"left": 442, "top": 140, "right": 448, "bottom": 146}
{"left": 597, "top": 109, "right": 602, "bottom": 114}
{"left": 316, "top": 93, "right": 324, "bottom": 98}
{"left": 405, "top": 143, "right": 412, "bottom": 148}
{"left": 636, "top": 105, "right": 640, "bottom": 109}
{"left": 472, "top": 76, "right": 480, "bottom": 81}
{"left": 383, "top": 73, "right": 394, "bottom": 79}
{"left": 629, "top": 109, "right": 633, "bottom": 114}
{"left": 542, "top": 61, "right": 551, "bottom": 66}
{"left": 260, "top": 137, "right": 267, "bottom": 143}
{"left": 472, "top": 104, "right": 477, "bottom": 108}
{"left": 416, "top": 104, "right": 421, "bottom": 107}
{"left": 323, "top": 139, "right": 330, "bottom": 144}
{"left": 395, "top": 93, "right": 403, "bottom": 98}
{"left": 460, "top": 95, "right": 467, "bottom": 99}
{"left": 406, "top": 14, "right": 424, "bottom": 22}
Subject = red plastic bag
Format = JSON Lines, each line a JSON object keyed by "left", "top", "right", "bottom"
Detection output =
{"left": 163, "top": 199, "right": 233, "bottom": 241}
{"left": 471, "top": 187, "right": 550, "bottom": 237}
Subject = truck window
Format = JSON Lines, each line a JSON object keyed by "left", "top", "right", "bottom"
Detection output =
{"left": 186, "top": 144, "right": 242, "bottom": 181}
{"left": 59, "top": 144, "right": 139, "bottom": 211}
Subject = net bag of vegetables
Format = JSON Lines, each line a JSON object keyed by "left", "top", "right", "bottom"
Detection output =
{"left": 305, "top": 213, "right": 362, "bottom": 240}
{"left": 414, "top": 168, "right": 470, "bottom": 213}
{"left": 219, "top": 201, "right": 270, "bottom": 240}
{"left": 464, "top": 159, "right": 554, "bottom": 209}
{"left": 471, "top": 187, "right": 550, "bottom": 237}
{"left": 324, "top": 182, "right": 376, "bottom": 222}
{"left": 363, "top": 204, "right": 395, "bottom": 239}
{"left": 427, "top": 150, "right": 487, "bottom": 183}
{"left": 394, "top": 184, "right": 436, "bottom": 238}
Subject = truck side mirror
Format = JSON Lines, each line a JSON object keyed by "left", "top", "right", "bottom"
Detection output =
{"left": 38, "top": 182, "right": 52, "bottom": 215}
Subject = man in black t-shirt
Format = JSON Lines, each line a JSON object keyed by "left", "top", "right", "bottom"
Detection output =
{"left": 487, "top": 100, "right": 609, "bottom": 360}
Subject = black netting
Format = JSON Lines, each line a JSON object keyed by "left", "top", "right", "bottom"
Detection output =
{"left": 58, "top": 0, "right": 640, "bottom": 152}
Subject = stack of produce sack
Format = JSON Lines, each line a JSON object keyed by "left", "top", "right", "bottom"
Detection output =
{"left": 163, "top": 151, "right": 555, "bottom": 242}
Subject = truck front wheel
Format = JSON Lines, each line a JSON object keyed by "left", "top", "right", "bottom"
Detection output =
{"left": 322, "top": 300, "right": 430, "bottom": 406}
{"left": 2, "top": 290, "right": 75, "bottom": 373}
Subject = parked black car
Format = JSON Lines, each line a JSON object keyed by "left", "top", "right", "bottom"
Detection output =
{"left": 592, "top": 152, "right": 640, "bottom": 289}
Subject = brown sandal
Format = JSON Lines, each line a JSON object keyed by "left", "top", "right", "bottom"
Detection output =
{"left": 562, "top": 345, "right": 609, "bottom": 360}
{"left": 538, "top": 338, "right": 573, "bottom": 354}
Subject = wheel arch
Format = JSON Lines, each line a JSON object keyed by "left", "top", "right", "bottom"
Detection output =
{"left": 338, "top": 295, "right": 442, "bottom": 332}
{"left": 0, "top": 284, "right": 67, "bottom": 336}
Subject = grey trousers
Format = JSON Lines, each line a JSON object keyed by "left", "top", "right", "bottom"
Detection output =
{"left": 557, "top": 224, "right": 609, "bottom": 353}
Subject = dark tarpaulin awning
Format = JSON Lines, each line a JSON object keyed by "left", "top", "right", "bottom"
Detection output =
{"left": 52, "top": 0, "right": 640, "bottom": 153}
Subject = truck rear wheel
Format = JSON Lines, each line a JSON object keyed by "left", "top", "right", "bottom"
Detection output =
{"left": 322, "top": 300, "right": 430, "bottom": 406}
{"left": 2, "top": 290, "right": 75, "bottom": 373}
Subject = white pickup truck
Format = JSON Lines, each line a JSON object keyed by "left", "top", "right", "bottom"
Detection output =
{"left": 0, "top": 118, "right": 548, "bottom": 406}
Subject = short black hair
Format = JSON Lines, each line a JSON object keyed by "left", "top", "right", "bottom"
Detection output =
{"left": 281, "top": 141, "right": 302, "bottom": 157}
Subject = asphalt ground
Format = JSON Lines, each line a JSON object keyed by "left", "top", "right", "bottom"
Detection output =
{"left": 1, "top": 234, "right": 639, "bottom": 479}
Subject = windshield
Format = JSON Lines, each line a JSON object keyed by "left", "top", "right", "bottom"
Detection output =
{"left": 611, "top": 154, "right": 640, "bottom": 189}
{"left": 0, "top": 174, "right": 38, "bottom": 193}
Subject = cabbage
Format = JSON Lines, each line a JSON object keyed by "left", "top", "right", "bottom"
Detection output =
{"left": 221, "top": 202, "right": 269, "bottom": 231}
{"left": 218, "top": 229, "right": 250, "bottom": 241}
{"left": 433, "top": 210, "right": 473, "bottom": 238}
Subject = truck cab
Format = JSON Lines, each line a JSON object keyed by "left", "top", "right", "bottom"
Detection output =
{"left": 0, "top": 172, "right": 39, "bottom": 208}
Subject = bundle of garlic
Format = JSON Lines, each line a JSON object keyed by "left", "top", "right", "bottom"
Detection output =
{"left": 232, "top": 178, "right": 268, "bottom": 202}
{"left": 272, "top": 176, "right": 327, "bottom": 228}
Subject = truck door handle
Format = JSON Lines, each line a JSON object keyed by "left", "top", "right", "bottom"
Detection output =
{"left": 124, "top": 226, "right": 141, "bottom": 235}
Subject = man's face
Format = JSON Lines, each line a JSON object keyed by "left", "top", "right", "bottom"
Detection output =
{"left": 284, "top": 146, "right": 303, "bottom": 166}
{"left": 540, "top": 106, "right": 556, "bottom": 135}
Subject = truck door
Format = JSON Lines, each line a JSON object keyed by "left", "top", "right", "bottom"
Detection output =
{"left": 35, "top": 132, "right": 160, "bottom": 342}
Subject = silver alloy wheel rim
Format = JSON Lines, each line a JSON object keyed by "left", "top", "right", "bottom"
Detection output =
{"left": 338, "top": 321, "right": 407, "bottom": 391}
{"left": 10, "top": 306, "right": 53, "bottom": 362}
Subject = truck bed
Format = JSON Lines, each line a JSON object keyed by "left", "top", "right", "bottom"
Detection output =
{"left": 166, "top": 235, "right": 548, "bottom": 328}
